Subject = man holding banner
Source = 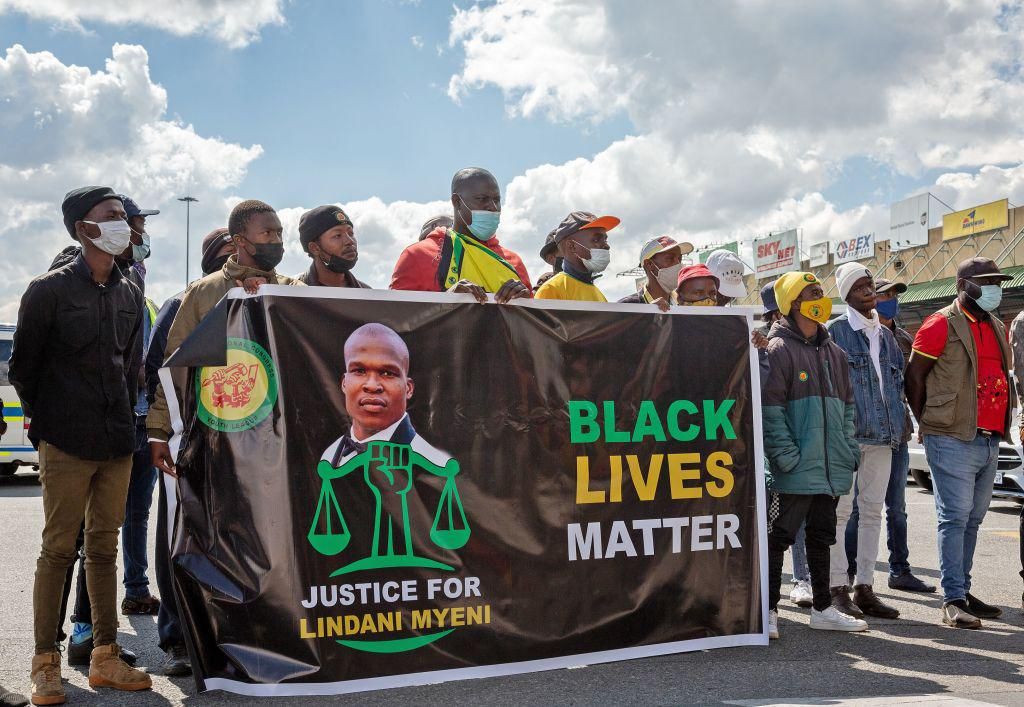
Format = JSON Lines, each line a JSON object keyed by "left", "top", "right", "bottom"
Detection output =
{"left": 390, "top": 168, "right": 532, "bottom": 302}
{"left": 148, "top": 199, "right": 305, "bottom": 473}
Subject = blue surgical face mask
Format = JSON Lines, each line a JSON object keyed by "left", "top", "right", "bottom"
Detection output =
{"left": 458, "top": 196, "right": 500, "bottom": 241}
{"left": 875, "top": 298, "right": 899, "bottom": 320}
{"left": 131, "top": 231, "right": 151, "bottom": 262}
{"left": 973, "top": 284, "right": 1002, "bottom": 312}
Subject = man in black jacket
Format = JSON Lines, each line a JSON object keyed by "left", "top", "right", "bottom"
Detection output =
{"left": 10, "top": 186, "right": 151, "bottom": 702}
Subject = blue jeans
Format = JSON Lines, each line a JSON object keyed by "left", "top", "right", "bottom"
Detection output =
{"left": 924, "top": 433, "right": 999, "bottom": 603}
{"left": 845, "top": 442, "right": 911, "bottom": 577}
{"left": 121, "top": 421, "right": 158, "bottom": 599}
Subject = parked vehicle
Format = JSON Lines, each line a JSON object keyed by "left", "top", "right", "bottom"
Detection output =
{"left": 0, "top": 323, "right": 38, "bottom": 476}
{"left": 908, "top": 418, "right": 1024, "bottom": 503}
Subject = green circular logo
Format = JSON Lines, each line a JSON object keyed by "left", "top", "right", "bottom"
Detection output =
{"left": 196, "top": 338, "right": 278, "bottom": 432}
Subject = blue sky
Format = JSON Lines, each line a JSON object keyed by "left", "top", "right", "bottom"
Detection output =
{"left": 0, "top": 2, "right": 632, "bottom": 207}
{"left": 1, "top": 0, "right": 1022, "bottom": 310}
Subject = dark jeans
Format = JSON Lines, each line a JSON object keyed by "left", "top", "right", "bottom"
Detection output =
{"left": 845, "top": 442, "right": 911, "bottom": 578}
{"left": 768, "top": 491, "right": 838, "bottom": 612}
{"left": 122, "top": 423, "right": 158, "bottom": 599}
{"left": 155, "top": 471, "right": 184, "bottom": 650}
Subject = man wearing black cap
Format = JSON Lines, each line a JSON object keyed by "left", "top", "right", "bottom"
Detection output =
{"left": 391, "top": 167, "right": 531, "bottom": 303}
{"left": 149, "top": 200, "right": 304, "bottom": 479}
{"left": 296, "top": 205, "right": 370, "bottom": 288}
{"left": 906, "top": 257, "right": 1014, "bottom": 628}
{"left": 10, "top": 186, "right": 151, "bottom": 701}
{"left": 48, "top": 194, "right": 158, "bottom": 292}
{"left": 534, "top": 211, "right": 620, "bottom": 302}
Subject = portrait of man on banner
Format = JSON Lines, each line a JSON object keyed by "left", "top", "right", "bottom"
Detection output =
{"left": 308, "top": 323, "right": 469, "bottom": 576}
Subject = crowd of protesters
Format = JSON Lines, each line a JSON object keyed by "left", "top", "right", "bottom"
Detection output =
{"left": 1, "top": 166, "right": 1023, "bottom": 705}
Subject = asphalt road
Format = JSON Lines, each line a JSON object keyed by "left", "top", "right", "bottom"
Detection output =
{"left": 1, "top": 469, "right": 1022, "bottom": 707}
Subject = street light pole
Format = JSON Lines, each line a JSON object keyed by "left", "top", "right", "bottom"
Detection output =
{"left": 178, "top": 196, "right": 199, "bottom": 288}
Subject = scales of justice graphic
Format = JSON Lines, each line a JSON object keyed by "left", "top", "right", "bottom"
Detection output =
{"left": 308, "top": 440, "right": 470, "bottom": 576}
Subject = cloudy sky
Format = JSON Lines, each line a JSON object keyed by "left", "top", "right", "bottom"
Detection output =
{"left": 1, "top": 0, "right": 1024, "bottom": 314}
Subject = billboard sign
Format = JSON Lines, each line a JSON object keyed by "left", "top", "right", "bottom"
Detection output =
{"left": 890, "top": 194, "right": 930, "bottom": 251}
{"left": 833, "top": 233, "right": 875, "bottom": 265}
{"left": 697, "top": 241, "right": 739, "bottom": 264}
{"left": 808, "top": 242, "right": 829, "bottom": 268}
{"left": 942, "top": 199, "right": 1009, "bottom": 241}
{"left": 753, "top": 230, "right": 798, "bottom": 279}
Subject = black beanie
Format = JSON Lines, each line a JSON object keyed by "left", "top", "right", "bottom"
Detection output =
{"left": 61, "top": 186, "right": 121, "bottom": 239}
{"left": 298, "top": 205, "right": 353, "bottom": 253}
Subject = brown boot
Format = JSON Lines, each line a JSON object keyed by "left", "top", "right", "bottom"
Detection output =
{"left": 854, "top": 584, "right": 900, "bottom": 619}
{"left": 30, "top": 651, "right": 65, "bottom": 706}
{"left": 829, "top": 586, "right": 865, "bottom": 619}
{"left": 88, "top": 644, "right": 152, "bottom": 692}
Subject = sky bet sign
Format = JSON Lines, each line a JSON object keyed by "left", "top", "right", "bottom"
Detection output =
{"left": 833, "top": 233, "right": 874, "bottom": 265}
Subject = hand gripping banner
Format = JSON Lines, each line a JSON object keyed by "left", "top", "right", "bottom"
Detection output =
{"left": 160, "top": 288, "right": 768, "bottom": 696}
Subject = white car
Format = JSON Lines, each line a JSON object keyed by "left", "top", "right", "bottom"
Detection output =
{"left": 907, "top": 417, "right": 1024, "bottom": 502}
{"left": 0, "top": 323, "right": 39, "bottom": 476}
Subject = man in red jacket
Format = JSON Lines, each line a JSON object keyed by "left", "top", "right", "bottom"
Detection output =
{"left": 390, "top": 168, "right": 531, "bottom": 303}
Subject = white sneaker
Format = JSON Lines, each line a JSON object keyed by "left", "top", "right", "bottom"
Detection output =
{"left": 789, "top": 579, "right": 813, "bottom": 608}
{"left": 810, "top": 605, "right": 868, "bottom": 632}
{"left": 768, "top": 609, "right": 779, "bottom": 639}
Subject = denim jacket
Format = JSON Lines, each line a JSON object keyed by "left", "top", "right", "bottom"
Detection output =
{"left": 827, "top": 313, "right": 905, "bottom": 449}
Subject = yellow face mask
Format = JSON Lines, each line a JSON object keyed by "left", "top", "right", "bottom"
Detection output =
{"left": 681, "top": 297, "right": 717, "bottom": 307}
{"left": 799, "top": 297, "right": 832, "bottom": 323}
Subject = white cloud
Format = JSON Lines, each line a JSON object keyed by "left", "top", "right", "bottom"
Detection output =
{"left": 411, "top": 35, "right": 424, "bottom": 50}
{"left": 448, "top": 0, "right": 630, "bottom": 121}
{"left": 0, "top": 0, "right": 285, "bottom": 48}
{"left": 444, "top": 0, "right": 1024, "bottom": 300}
{"left": 0, "top": 43, "right": 262, "bottom": 321}
{"left": 274, "top": 198, "right": 452, "bottom": 287}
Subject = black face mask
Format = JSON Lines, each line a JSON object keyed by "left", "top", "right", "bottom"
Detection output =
{"left": 554, "top": 256, "right": 564, "bottom": 273}
{"left": 319, "top": 252, "right": 357, "bottom": 274}
{"left": 244, "top": 239, "right": 284, "bottom": 271}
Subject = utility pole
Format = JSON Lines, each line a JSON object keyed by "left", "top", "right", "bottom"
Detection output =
{"left": 178, "top": 196, "right": 199, "bottom": 287}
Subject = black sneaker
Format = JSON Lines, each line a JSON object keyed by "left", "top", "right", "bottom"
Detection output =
{"left": 121, "top": 594, "right": 161, "bottom": 615}
{"left": 67, "top": 636, "right": 92, "bottom": 666}
{"left": 67, "top": 637, "right": 137, "bottom": 667}
{"left": 162, "top": 644, "right": 192, "bottom": 677}
{"left": 887, "top": 572, "right": 936, "bottom": 593}
{"left": 966, "top": 592, "right": 1002, "bottom": 619}
{"left": 829, "top": 586, "right": 865, "bottom": 619}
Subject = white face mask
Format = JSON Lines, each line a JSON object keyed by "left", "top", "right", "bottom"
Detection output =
{"left": 84, "top": 219, "right": 132, "bottom": 256}
{"left": 574, "top": 241, "right": 611, "bottom": 274}
{"left": 653, "top": 263, "right": 681, "bottom": 293}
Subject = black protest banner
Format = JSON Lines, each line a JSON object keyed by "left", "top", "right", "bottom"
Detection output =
{"left": 162, "top": 288, "right": 767, "bottom": 696}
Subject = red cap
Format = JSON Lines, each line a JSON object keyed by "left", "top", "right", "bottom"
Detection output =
{"left": 677, "top": 264, "right": 720, "bottom": 288}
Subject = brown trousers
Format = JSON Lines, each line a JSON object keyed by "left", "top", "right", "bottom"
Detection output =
{"left": 33, "top": 441, "right": 132, "bottom": 653}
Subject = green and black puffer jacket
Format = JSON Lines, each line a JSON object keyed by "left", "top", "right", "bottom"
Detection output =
{"left": 762, "top": 317, "right": 859, "bottom": 496}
